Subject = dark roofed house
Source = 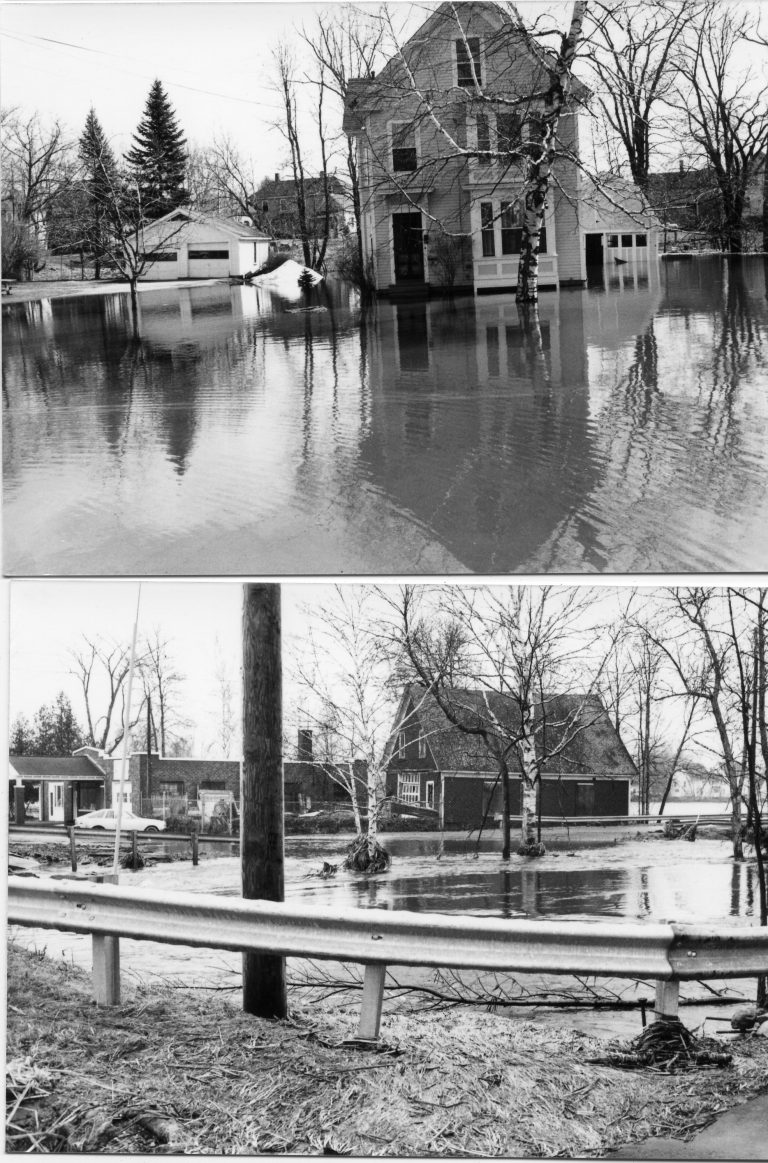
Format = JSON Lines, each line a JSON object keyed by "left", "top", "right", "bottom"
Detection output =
{"left": 255, "top": 173, "right": 354, "bottom": 241}
{"left": 9, "top": 752, "right": 106, "bottom": 823}
{"left": 385, "top": 685, "right": 636, "bottom": 829}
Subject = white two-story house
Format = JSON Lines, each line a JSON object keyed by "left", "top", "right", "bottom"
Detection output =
{"left": 343, "top": 1, "right": 660, "bottom": 296}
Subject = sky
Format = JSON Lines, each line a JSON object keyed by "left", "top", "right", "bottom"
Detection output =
{"left": 6, "top": 579, "right": 736, "bottom": 764}
{"left": 0, "top": 1, "right": 574, "bottom": 180}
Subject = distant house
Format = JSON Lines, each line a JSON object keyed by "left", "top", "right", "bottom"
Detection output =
{"left": 9, "top": 731, "right": 365, "bottom": 824}
{"left": 9, "top": 752, "right": 106, "bottom": 823}
{"left": 384, "top": 685, "right": 636, "bottom": 829}
{"left": 647, "top": 159, "right": 765, "bottom": 249}
{"left": 138, "top": 208, "right": 271, "bottom": 281}
{"left": 342, "top": 1, "right": 659, "bottom": 296}
{"left": 255, "top": 173, "right": 354, "bottom": 241}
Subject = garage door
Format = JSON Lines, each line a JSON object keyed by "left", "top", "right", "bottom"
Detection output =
{"left": 187, "top": 247, "right": 230, "bottom": 278}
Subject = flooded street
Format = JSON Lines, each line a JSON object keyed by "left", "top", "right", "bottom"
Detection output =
{"left": 4, "top": 257, "right": 768, "bottom": 575}
{"left": 11, "top": 836, "right": 763, "bottom": 1040}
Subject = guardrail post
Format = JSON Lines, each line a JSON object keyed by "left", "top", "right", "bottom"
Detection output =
{"left": 69, "top": 826, "right": 77, "bottom": 872}
{"left": 92, "top": 935, "right": 120, "bottom": 1006}
{"left": 358, "top": 963, "right": 387, "bottom": 1041}
{"left": 654, "top": 979, "right": 679, "bottom": 1021}
{"left": 191, "top": 829, "right": 199, "bottom": 866}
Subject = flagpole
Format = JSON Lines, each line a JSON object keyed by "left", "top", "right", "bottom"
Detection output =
{"left": 112, "top": 585, "right": 142, "bottom": 879}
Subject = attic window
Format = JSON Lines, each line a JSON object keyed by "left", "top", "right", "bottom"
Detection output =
{"left": 456, "top": 37, "right": 482, "bottom": 87}
{"left": 417, "top": 734, "right": 427, "bottom": 759}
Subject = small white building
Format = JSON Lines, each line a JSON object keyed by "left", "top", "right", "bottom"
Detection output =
{"left": 139, "top": 208, "right": 271, "bottom": 282}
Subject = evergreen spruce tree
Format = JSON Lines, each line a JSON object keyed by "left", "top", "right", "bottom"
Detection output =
{"left": 125, "top": 80, "right": 188, "bottom": 220}
{"left": 33, "top": 693, "right": 85, "bottom": 757}
{"left": 78, "top": 108, "right": 119, "bottom": 279}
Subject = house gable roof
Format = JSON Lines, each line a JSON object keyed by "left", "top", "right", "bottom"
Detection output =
{"left": 343, "top": 0, "right": 589, "bottom": 131}
{"left": 9, "top": 755, "right": 107, "bottom": 782}
{"left": 390, "top": 684, "right": 636, "bottom": 777}
{"left": 142, "top": 208, "right": 270, "bottom": 242}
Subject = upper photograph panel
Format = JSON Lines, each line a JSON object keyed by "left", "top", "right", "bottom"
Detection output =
{"left": 3, "top": 1, "right": 767, "bottom": 576}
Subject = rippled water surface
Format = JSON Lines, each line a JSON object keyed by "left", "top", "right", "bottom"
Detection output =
{"left": 4, "top": 257, "right": 768, "bottom": 574}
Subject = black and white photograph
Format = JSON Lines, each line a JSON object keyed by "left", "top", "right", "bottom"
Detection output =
{"left": 3, "top": 0, "right": 768, "bottom": 1158}
{"left": 2, "top": 0, "right": 767, "bottom": 574}
{"left": 6, "top": 579, "right": 768, "bottom": 1155}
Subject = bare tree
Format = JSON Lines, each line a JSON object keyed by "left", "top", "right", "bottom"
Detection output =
{"left": 274, "top": 43, "right": 333, "bottom": 271}
{"left": 291, "top": 587, "right": 432, "bottom": 869}
{"left": 640, "top": 588, "right": 752, "bottom": 859}
{"left": 69, "top": 635, "right": 148, "bottom": 754}
{"left": 0, "top": 109, "right": 73, "bottom": 277}
{"left": 189, "top": 137, "right": 266, "bottom": 227}
{"left": 209, "top": 638, "right": 238, "bottom": 759}
{"left": 140, "top": 629, "right": 189, "bottom": 754}
{"left": 585, "top": 0, "right": 700, "bottom": 191}
{"left": 673, "top": 0, "right": 768, "bottom": 253}
{"left": 301, "top": 6, "right": 386, "bottom": 285}
{"left": 388, "top": 584, "right": 623, "bottom": 860}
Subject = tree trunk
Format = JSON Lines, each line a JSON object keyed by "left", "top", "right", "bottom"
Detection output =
{"left": 500, "top": 760, "right": 511, "bottom": 861}
{"left": 366, "top": 763, "right": 378, "bottom": 858}
{"left": 241, "top": 583, "right": 286, "bottom": 1019}
{"left": 516, "top": 0, "right": 587, "bottom": 304}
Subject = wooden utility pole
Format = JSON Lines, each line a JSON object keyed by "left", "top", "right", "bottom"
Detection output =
{"left": 241, "top": 583, "right": 286, "bottom": 1018}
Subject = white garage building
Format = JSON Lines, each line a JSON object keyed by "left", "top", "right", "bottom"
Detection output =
{"left": 139, "top": 208, "right": 271, "bottom": 282}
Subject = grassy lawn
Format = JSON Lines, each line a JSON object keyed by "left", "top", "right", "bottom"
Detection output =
{"left": 6, "top": 942, "right": 768, "bottom": 1155}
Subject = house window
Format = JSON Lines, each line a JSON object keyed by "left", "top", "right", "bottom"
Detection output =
{"left": 635, "top": 233, "right": 647, "bottom": 247}
{"left": 480, "top": 202, "right": 495, "bottom": 257}
{"left": 417, "top": 734, "right": 427, "bottom": 759}
{"left": 476, "top": 113, "right": 491, "bottom": 155}
{"left": 621, "top": 234, "right": 633, "bottom": 247}
{"left": 497, "top": 112, "right": 522, "bottom": 155}
{"left": 396, "top": 730, "right": 406, "bottom": 756}
{"left": 526, "top": 115, "right": 545, "bottom": 144}
{"left": 391, "top": 122, "right": 417, "bottom": 172}
{"left": 607, "top": 234, "right": 618, "bottom": 247}
{"left": 141, "top": 251, "right": 176, "bottom": 262}
{"left": 188, "top": 249, "right": 229, "bottom": 259}
{"left": 456, "top": 37, "right": 482, "bottom": 87}
{"left": 398, "top": 773, "right": 420, "bottom": 804}
{"left": 499, "top": 202, "right": 547, "bottom": 255}
{"left": 158, "top": 781, "right": 185, "bottom": 796}
{"left": 500, "top": 201, "right": 522, "bottom": 254}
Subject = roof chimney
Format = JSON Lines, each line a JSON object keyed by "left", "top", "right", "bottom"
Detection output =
{"left": 298, "top": 729, "right": 313, "bottom": 761}
{"left": 274, "top": 172, "right": 279, "bottom": 184}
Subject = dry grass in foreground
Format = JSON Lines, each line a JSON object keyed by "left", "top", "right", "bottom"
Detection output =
{"left": 6, "top": 942, "right": 768, "bottom": 1156}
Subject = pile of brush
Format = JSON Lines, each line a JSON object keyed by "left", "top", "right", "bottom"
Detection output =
{"left": 343, "top": 834, "right": 391, "bottom": 873}
{"left": 592, "top": 1019, "right": 732, "bottom": 1072}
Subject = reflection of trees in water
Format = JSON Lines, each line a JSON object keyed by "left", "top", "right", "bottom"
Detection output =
{"left": 596, "top": 258, "right": 767, "bottom": 524}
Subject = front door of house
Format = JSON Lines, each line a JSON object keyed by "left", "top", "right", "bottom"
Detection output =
{"left": 392, "top": 213, "right": 425, "bottom": 284}
{"left": 48, "top": 783, "right": 64, "bottom": 822}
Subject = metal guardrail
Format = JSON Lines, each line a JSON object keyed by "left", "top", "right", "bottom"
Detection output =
{"left": 8, "top": 876, "right": 768, "bottom": 1040}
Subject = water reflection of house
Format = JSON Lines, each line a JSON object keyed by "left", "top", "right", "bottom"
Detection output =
{"left": 360, "top": 294, "right": 603, "bottom": 570}
{"left": 385, "top": 685, "right": 636, "bottom": 829}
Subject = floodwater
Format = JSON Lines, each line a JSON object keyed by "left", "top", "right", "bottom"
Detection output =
{"left": 11, "top": 837, "right": 761, "bottom": 1038}
{"left": 4, "top": 256, "right": 768, "bottom": 575}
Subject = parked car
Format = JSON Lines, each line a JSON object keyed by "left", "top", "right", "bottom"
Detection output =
{"left": 76, "top": 808, "right": 165, "bottom": 833}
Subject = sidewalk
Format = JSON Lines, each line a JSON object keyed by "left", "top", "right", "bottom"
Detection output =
{"left": 608, "top": 1089, "right": 768, "bottom": 1159}
{"left": 3, "top": 277, "right": 218, "bottom": 303}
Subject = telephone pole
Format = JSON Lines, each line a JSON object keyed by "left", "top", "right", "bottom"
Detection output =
{"left": 241, "top": 583, "right": 286, "bottom": 1018}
